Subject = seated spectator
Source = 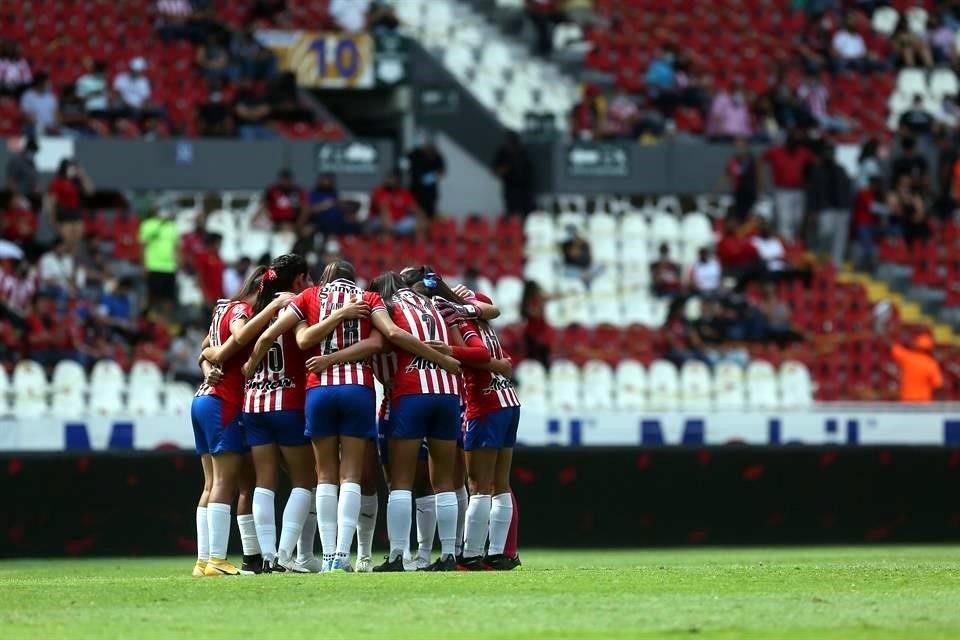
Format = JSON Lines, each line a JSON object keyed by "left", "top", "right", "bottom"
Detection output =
{"left": 750, "top": 219, "right": 787, "bottom": 272}
{"left": 330, "top": 0, "right": 372, "bottom": 33}
{"left": 650, "top": 242, "right": 682, "bottom": 298}
{"left": 76, "top": 59, "right": 108, "bottom": 112}
{"left": 830, "top": 11, "right": 882, "bottom": 72}
{"left": 926, "top": 13, "right": 957, "bottom": 65}
{"left": 560, "top": 225, "right": 601, "bottom": 285}
{"left": 0, "top": 258, "right": 35, "bottom": 329}
{"left": 521, "top": 280, "right": 553, "bottom": 366}
{"left": 196, "top": 33, "right": 232, "bottom": 86}
{"left": 369, "top": 170, "right": 425, "bottom": 237}
{"left": 752, "top": 95, "right": 781, "bottom": 141}
{"left": 662, "top": 302, "right": 708, "bottom": 367}
{"left": 796, "top": 13, "right": 834, "bottom": 73}
{"left": 96, "top": 277, "right": 137, "bottom": 340}
{"left": 851, "top": 176, "right": 889, "bottom": 269}
{"left": 19, "top": 73, "right": 58, "bottom": 135}
{"left": 38, "top": 237, "right": 79, "bottom": 296}
{"left": 1, "top": 186, "right": 38, "bottom": 256}
{"left": 265, "top": 72, "right": 311, "bottom": 122}
{"left": 304, "top": 173, "right": 347, "bottom": 238}
{"left": 247, "top": 0, "right": 287, "bottom": 23}
{"left": 891, "top": 16, "right": 934, "bottom": 68}
{"left": 233, "top": 78, "right": 274, "bottom": 139}
{"left": 194, "top": 232, "right": 225, "bottom": 306}
{"left": 0, "top": 40, "right": 32, "bottom": 97}
{"left": 196, "top": 85, "right": 234, "bottom": 137}
{"left": 254, "top": 168, "right": 305, "bottom": 231}
{"left": 27, "top": 290, "right": 79, "bottom": 367}
{"left": 155, "top": 0, "right": 195, "bottom": 42}
{"left": 688, "top": 247, "right": 721, "bottom": 295}
{"left": 368, "top": 2, "right": 400, "bottom": 34}
{"left": 602, "top": 87, "right": 641, "bottom": 140}
{"left": 706, "top": 81, "right": 753, "bottom": 141}
{"left": 898, "top": 94, "right": 935, "bottom": 138}
{"left": 644, "top": 46, "right": 677, "bottom": 113}
{"left": 46, "top": 159, "right": 93, "bottom": 250}
{"left": 59, "top": 83, "right": 96, "bottom": 137}
{"left": 888, "top": 173, "right": 931, "bottom": 244}
{"left": 797, "top": 71, "right": 849, "bottom": 132}
{"left": 891, "top": 135, "right": 930, "bottom": 194}
{"left": 726, "top": 138, "right": 759, "bottom": 220}
{"left": 571, "top": 84, "right": 602, "bottom": 140}
{"left": 230, "top": 28, "right": 276, "bottom": 81}
{"left": 754, "top": 282, "right": 803, "bottom": 346}
{"left": 525, "top": 0, "right": 564, "bottom": 57}
{"left": 856, "top": 137, "right": 882, "bottom": 189}
{"left": 113, "top": 57, "right": 152, "bottom": 111}
{"left": 5, "top": 137, "right": 38, "bottom": 206}
{"left": 717, "top": 216, "right": 761, "bottom": 281}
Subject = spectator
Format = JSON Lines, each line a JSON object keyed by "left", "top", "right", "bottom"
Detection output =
{"left": 493, "top": 130, "right": 535, "bottom": 218}
{"left": 59, "top": 83, "right": 96, "bottom": 137}
{"left": 706, "top": 81, "right": 753, "bottom": 141}
{"left": 891, "top": 135, "right": 930, "bottom": 194}
{"left": 830, "top": 11, "right": 873, "bottom": 72}
{"left": 179, "top": 204, "right": 209, "bottom": 272}
{"left": 851, "top": 176, "right": 889, "bottom": 269}
{"left": 525, "top": 0, "right": 564, "bottom": 57}
{"left": 805, "top": 142, "right": 853, "bottom": 266}
{"left": 233, "top": 77, "right": 274, "bottom": 139}
{"left": 304, "top": 172, "right": 346, "bottom": 238}
{"left": 571, "top": 84, "right": 602, "bottom": 140}
{"left": 194, "top": 232, "right": 225, "bottom": 306}
{"left": 139, "top": 208, "right": 180, "bottom": 311}
{"left": 560, "top": 225, "right": 600, "bottom": 285}
{"left": 898, "top": 94, "right": 935, "bottom": 138}
{"left": 5, "top": 137, "right": 38, "bottom": 204}
{"left": 329, "top": 0, "right": 372, "bottom": 33}
{"left": 46, "top": 159, "right": 93, "bottom": 251}
{"left": 265, "top": 72, "right": 310, "bottom": 122}
{"left": 96, "top": 277, "right": 137, "bottom": 339}
{"left": 726, "top": 138, "right": 759, "bottom": 220}
{"left": 196, "top": 85, "right": 234, "bottom": 137}
{"left": 797, "top": 71, "right": 849, "bottom": 132}
{"left": 650, "top": 242, "right": 682, "bottom": 298}
{"left": 367, "top": 2, "right": 400, "bottom": 34}
{"left": 196, "top": 33, "right": 232, "bottom": 86}
{"left": 751, "top": 218, "right": 788, "bottom": 273}
{"left": 19, "top": 73, "right": 58, "bottom": 135}
{"left": 645, "top": 46, "right": 677, "bottom": 113}
{"left": 38, "top": 236, "right": 79, "bottom": 295}
{"left": 247, "top": 0, "right": 287, "bottom": 23}
{"left": 755, "top": 282, "right": 803, "bottom": 346}
{"left": 753, "top": 95, "right": 781, "bottom": 141}
{"left": 76, "top": 59, "right": 108, "bottom": 111}
{"left": 230, "top": 28, "right": 276, "bottom": 81}
{"left": 663, "top": 302, "right": 708, "bottom": 367}
{"left": 688, "top": 247, "right": 722, "bottom": 295}
{"left": 2, "top": 186, "right": 38, "bottom": 256}
{"left": 935, "top": 132, "right": 958, "bottom": 217}
{"left": 0, "top": 258, "right": 35, "bottom": 328}
{"left": 888, "top": 173, "right": 931, "bottom": 244}
{"left": 155, "top": 0, "right": 195, "bottom": 42}
{"left": 369, "top": 169, "right": 425, "bottom": 237}
{"left": 927, "top": 13, "right": 957, "bottom": 65}
{"left": 762, "top": 130, "right": 816, "bottom": 243}
{"left": 856, "top": 137, "right": 882, "bottom": 189}
{"left": 0, "top": 40, "right": 32, "bottom": 96}
{"left": 890, "top": 333, "right": 943, "bottom": 402}
{"left": 520, "top": 280, "right": 553, "bottom": 366}
{"left": 113, "top": 57, "right": 152, "bottom": 111}
{"left": 891, "top": 16, "right": 933, "bottom": 68}
{"left": 254, "top": 168, "right": 305, "bottom": 231}
{"left": 27, "top": 290, "right": 78, "bottom": 367}
{"left": 169, "top": 320, "right": 209, "bottom": 385}
{"left": 796, "top": 13, "right": 834, "bottom": 73}
{"left": 223, "top": 256, "right": 251, "bottom": 298}
{"left": 407, "top": 134, "right": 446, "bottom": 220}
{"left": 602, "top": 87, "right": 641, "bottom": 140}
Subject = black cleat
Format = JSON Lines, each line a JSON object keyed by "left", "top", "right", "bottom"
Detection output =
{"left": 484, "top": 554, "right": 522, "bottom": 571}
{"left": 456, "top": 555, "right": 488, "bottom": 571}
{"left": 372, "top": 555, "right": 406, "bottom": 572}
{"left": 423, "top": 554, "right": 457, "bottom": 572}
{"left": 240, "top": 554, "right": 264, "bottom": 575}
{"left": 264, "top": 558, "right": 286, "bottom": 573}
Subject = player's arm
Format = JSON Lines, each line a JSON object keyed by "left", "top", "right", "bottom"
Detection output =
{"left": 305, "top": 329, "right": 386, "bottom": 373}
{"left": 201, "top": 294, "right": 293, "bottom": 363}
{"left": 294, "top": 298, "right": 370, "bottom": 350}
{"left": 370, "top": 309, "right": 460, "bottom": 374}
{"left": 453, "top": 285, "right": 500, "bottom": 320}
{"left": 430, "top": 324, "right": 491, "bottom": 365}
{"left": 450, "top": 325, "right": 512, "bottom": 377}
{"left": 243, "top": 307, "right": 302, "bottom": 377}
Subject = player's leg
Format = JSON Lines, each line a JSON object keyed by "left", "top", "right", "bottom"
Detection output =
{"left": 504, "top": 491, "right": 520, "bottom": 560}
{"left": 248, "top": 412, "right": 281, "bottom": 570}
{"left": 453, "top": 442, "right": 468, "bottom": 557}
{"left": 277, "top": 441, "right": 315, "bottom": 571}
{"left": 236, "top": 454, "right": 263, "bottom": 574}
{"left": 486, "top": 408, "right": 521, "bottom": 570}
{"left": 460, "top": 447, "right": 497, "bottom": 567}
{"left": 205, "top": 452, "right": 244, "bottom": 575}
{"left": 296, "top": 484, "right": 319, "bottom": 569}
{"left": 356, "top": 439, "right": 380, "bottom": 572}
{"left": 422, "top": 394, "right": 465, "bottom": 571}
{"left": 312, "top": 435, "right": 340, "bottom": 570}
{"left": 413, "top": 449, "right": 435, "bottom": 569}
{"left": 194, "top": 453, "right": 213, "bottom": 576}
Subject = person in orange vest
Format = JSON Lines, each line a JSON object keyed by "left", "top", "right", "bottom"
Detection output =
{"left": 891, "top": 333, "right": 943, "bottom": 403}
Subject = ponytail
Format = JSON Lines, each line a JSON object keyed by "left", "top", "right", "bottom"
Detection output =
{"left": 318, "top": 259, "right": 357, "bottom": 287}
{"left": 233, "top": 265, "right": 267, "bottom": 303}
{"left": 254, "top": 253, "right": 308, "bottom": 314}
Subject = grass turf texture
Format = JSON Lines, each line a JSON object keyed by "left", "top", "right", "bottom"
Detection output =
{"left": 1, "top": 548, "right": 959, "bottom": 639}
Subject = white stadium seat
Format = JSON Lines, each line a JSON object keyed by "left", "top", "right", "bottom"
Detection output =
{"left": 896, "top": 69, "right": 927, "bottom": 97}
{"left": 930, "top": 69, "right": 959, "bottom": 100}
{"left": 614, "top": 359, "right": 646, "bottom": 410}
{"left": 89, "top": 360, "right": 127, "bottom": 416}
{"left": 0, "top": 366, "right": 10, "bottom": 415}
{"left": 680, "top": 360, "right": 712, "bottom": 409}
{"left": 872, "top": 6, "right": 899, "bottom": 36}
{"left": 581, "top": 360, "right": 614, "bottom": 410}
{"left": 588, "top": 290, "right": 624, "bottom": 327}
{"left": 680, "top": 212, "right": 715, "bottom": 264}
{"left": 746, "top": 360, "right": 779, "bottom": 410}
{"left": 906, "top": 6, "right": 928, "bottom": 35}
{"left": 12, "top": 360, "right": 49, "bottom": 418}
{"left": 647, "top": 359, "right": 679, "bottom": 410}
{"left": 164, "top": 382, "right": 196, "bottom": 416}
{"left": 713, "top": 362, "right": 746, "bottom": 410}
{"left": 650, "top": 212, "right": 681, "bottom": 256}
{"left": 50, "top": 360, "right": 88, "bottom": 417}
{"left": 515, "top": 360, "right": 548, "bottom": 412}
{"left": 779, "top": 360, "right": 814, "bottom": 409}
{"left": 128, "top": 361, "right": 165, "bottom": 415}
{"left": 548, "top": 359, "right": 582, "bottom": 411}
{"left": 493, "top": 276, "right": 524, "bottom": 326}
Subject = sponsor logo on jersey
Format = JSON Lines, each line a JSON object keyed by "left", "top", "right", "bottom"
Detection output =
{"left": 245, "top": 377, "right": 296, "bottom": 391}
{"left": 482, "top": 376, "right": 514, "bottom": 395}
{"left": 407, "top": 356, "right": 442, "bottom": 371}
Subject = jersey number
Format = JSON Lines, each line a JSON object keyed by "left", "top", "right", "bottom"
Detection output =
{"left": 420, "top": 313, "right": 437, "bottom": 341}
{"left": 323, "top": 318, "right": 361, "bottom": 354}
{"left": 263, "top": 342, "right": 285, "bottom": 374}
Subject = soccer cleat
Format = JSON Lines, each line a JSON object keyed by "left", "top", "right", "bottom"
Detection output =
{"left": 264, "top": 558, "right": 286, "bottom": 573}
{"left": 422, "top": 554, "right": 457, "bottom": 572}
{"left": 329, "top": 557, "right": 354, "bottom": 573}
{"left": 455, "top": 555, "right": 488, "bottom": 571}
{"left": 278, "top": 556, "right": 310, "bottom": 573}
{"left": 240, "top": 554, "right": 264, "bottom": 575}
{"left": 372, "top": 554, "right": 406, "bottom": 572}
{"left": 203, "top": 558, "right": 241, "bottom": 576}
{"left": 355, "top": 556, "right": 374, "bottom": 573}
{"left": 293, "top": 556, "right": 324, "bottom": 573}
{"left": 192, "top": 560, "right": 207, "bottom": 577}
{"left": 484, "top": 554, "right": 522, "bottom": 571}
{"left": 405, "top": 556, "right": 430, "bottom": 571}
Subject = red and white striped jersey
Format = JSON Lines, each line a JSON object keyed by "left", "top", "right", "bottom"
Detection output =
{"left": 371, "top": 350, "right": 398, "bottom": 419}
{"left": 196, "top": 299, "right": 251, "bottom": 408}
{"left": 457, "top": 317, "right": 521, "bottom": 421}
{"left": 243, "top": 309, "right": 306, "bottom": 413}
{"left": 375, "top": 288, "right": 460, "bottom": 398}
{"left": 288, "top": 279, "right": 380, "bottom": 389}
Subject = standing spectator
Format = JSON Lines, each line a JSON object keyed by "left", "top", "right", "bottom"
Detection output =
{"left": 196, "top": 85, "right": 233, "bottom": 137}
{"left": 76, "top": 60, "right": 108, "bottom": 111}
{"left": 762, "top": 130, "right": 816, "bottom": 243}
{"left": 303, "top": 173, "right": 346, "bottom": 239}
{"left": 0, "top": 40, "right": 32, "bottom": 96}
{"left": 46, "top": 159, "right": 93, "bottom": 251}
{"left": 196, "top": 33, "right": 232, "bottom": 86}
{"left": 329, "top": 0, "right": 372, "bottom": 33}
{"left": 856, "top": 137, "right": 882, "bottom": 189}
{"left": 194, "top": 232, "right": 225, "bottom": 306}
{"left": 254, "top": 168, "right": 305, "bottom": 231}
{"left": 169, "top": 320, "right": 209, "bottom": 384}
{"left": 19, "top": 73, "right": 58, "bottom": 135}
{"left": 706, "top": 81, "right": 753, "bottom": 141}
{"left": 265, "top": 72, "right": 309, "bottom": 122}
{"left": 230, "top": 28, "right": 276, "bottom": 81}
{"left": 407, "top": 135, "right": 446, "bottom": 220}
{"left": 891, "top": 136, "right": 930, "bottom": 194}
{"left": 688, "top": 247, "right": 722, "bottom": 296}
{"left": 113, "top": 57, "right": 152, "bottom": 111}
{"left": 493, "top": 130, "right": 535, "bottom": 218}
{"left": 5, "top": 137, "right": 38, "bottom": 204}
{"left": 525, "top": 0, "right": 563, "bottom": 57}
{"left": 369, "top": 169, "right": 425, "bottom": 236}
{"left": 890, "top": 333, "right": 943, "bottom": 402}
{"left": 851, "top": 176, "right": 888, "bottom": 269}
{"left": 726, "top": 138, "right": 759, "bottom": 220}
{"left": 650, "top": 243, "right": 682, "bottom": 298}
{"left": 521, "top": 280, "right": 553, "bottom": 366}
{"left": 139, "top": 208, "right": 180, "bottom": 311}
{"left": 806, "top": 143, "right": 853, "bottom": 266}
{"left": 898, "top": 94, "right": 936, "bottom": 138}
{"left": 233, "top": 77, "right": 274, "bottom": 139}
{"left": 59, "top": 84, "right": 95, "bottom": 137}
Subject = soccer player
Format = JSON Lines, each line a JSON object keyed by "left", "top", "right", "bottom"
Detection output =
{"left": 192, "top": 267, "right": 291, "bottom": 576}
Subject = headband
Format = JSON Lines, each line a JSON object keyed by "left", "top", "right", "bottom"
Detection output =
{"left": 422, "top": 272, "right": 439, "bottom": 290}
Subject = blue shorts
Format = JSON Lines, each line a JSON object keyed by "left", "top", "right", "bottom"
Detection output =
{"left": 389, "top": 394, "right": 461, "bottom": 441}
{"left": 305, "top": 385, "right": 376, "bottom": 439}
{"left": 244, "top": 410, "right": 308, "bottom": 448}
{"left": 464, "top": 407, "right": 521, "bottom": 451}
{"left": 377, "top": 416, "right": 428, "bottom": 466}
{"left": 191, "top": 395, "right": 247, "bottom": 455}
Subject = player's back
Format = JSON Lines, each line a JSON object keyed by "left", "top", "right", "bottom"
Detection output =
{"left": 196, "top": 299, "right": 251, "bottom": 407}
{"left": 388, "top": 289, "right": 459, "bottom": 397}
{"left": 371, "top": 349, "right": 398, "bottom": 418}
{"left": 458, "top": 317, "right": 520, "bottom": 420}
{"left": 243, "top": 308, "right": 306, "bottom": 413}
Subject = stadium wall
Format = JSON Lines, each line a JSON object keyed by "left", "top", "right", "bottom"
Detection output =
{"left": 4, "top": 447, "right": 960, "bottom": 557}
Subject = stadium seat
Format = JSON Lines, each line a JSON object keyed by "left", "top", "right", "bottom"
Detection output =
{"left": 588, "top": 290, "right": 624, "bottom": 327}
{"left": 0, "top": 366, "right": 9, "bottom": 415}
{"left": 50, "top": 360, "right": 88, "bottom": 418}
{"left": 929, "top": 69, "right": 959, "bottom": 100}
{"left": 524, "top": 211, "right": 558, "bottom": 256}
{"left": 779, "top": 360, "right": 814, "bottom": 408}
{"left": 872, "top": 6, "right": 899, "bottom": 35}
{"left": 680, "top": 213, "right": 715, "bottom": 264}
{"left": 494, "top": 276, "right": 524, "bottom": 326}
{"left": 515, "top": 360, "right": 548, "bottom": 412}
{"left": 746, "top": 360, "right": 779, "bottom": 410}
{"left": 128, "top": 361, "right": 164, "bottom": 415}
{"left": 906, "top": 6, "right": 928, "bottom": 35}
{"left": 713, "top": 362, "right": 746, "bottom": 410}
{"left": 89, "top": 360, "right": 127, "bottom": 416}
{"left": 647, "top": 359, "right": 680, "bottom": 410}
{"left": 581, "top": 360, "right": 615, "bottom": 410}
{"left": 614, "top": 359, "right": 647, "bottom": 410}
{"left": 650, "top": 212, "right": 681, "bottom": 257}
{"left": 680, "top": 360, "right": 712, "bottom": 409}
{"left": 548, "top": 359, "right": 582, "bottom": 411}
{"left": 896, "top": 69, "right": 927, "bottom": 97}
{"left": 163, "top": 382, "right": 195, "bottom": 416}
{"left": 12, "top": 360, "right": 49, "bottom": 418}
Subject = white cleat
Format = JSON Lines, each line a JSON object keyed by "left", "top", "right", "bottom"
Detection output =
{"left": 293, "top": 556, "right": 324, "bottom": 573}
{"left": 403, "top": 556, "right": 430, "bottom": 571}
{"left": 355, "top": 556, "right": 374, "bottom": 573}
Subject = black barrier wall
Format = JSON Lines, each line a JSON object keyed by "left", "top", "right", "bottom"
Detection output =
{"left": 4, "top": 447, "right": 960, "bottom": 557}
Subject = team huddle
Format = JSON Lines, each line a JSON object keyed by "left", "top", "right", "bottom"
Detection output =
{"left": 190, "top": 255, "right": 521, "bottom": 574}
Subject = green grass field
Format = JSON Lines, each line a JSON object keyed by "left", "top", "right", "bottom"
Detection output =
{"left": 2, "top": 548, "right": 959, "bottom": 639}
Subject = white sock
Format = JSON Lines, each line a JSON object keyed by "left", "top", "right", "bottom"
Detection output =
{"left": 196, "top": 506, "right": 209, "bottom": 561}
{"left": 415, "top": 495, "right": 437, "bottom": 560}
{"left": 316, "top": 484, "right": 339, "bottom": 561}
{"left": 237, "top": 513, "right": 261, "bottom": 557}
{"left": 279, "top": 487, "right": 312, "bottom": 560}
{"left": 297, "top": 488, "right": 318, "bottom": 562}
{"left": 252, "top": 488, "right": 277, "bottom": 561}
{"left": 435, "top": 491, "right": 458, "bottom": 558}
{"left": 455, "top": 486, "right": 468, "bottom": 556}
{"left": 488, "top": 492, "right": 514, "bottom": 556}
{"left": 335, "top": 482, "right": 362, "bottom": 560}
{"left": 463, "top": 494, "right": 491, "bottom": 558}
{"left": 207, "top": 502, "right": 231, "bottom": 560}
{"left": 386, "top": 489, "right": 412, "bottom": 561}
{"left": 357, "top": 493, "right": 378, "bottom": 559}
